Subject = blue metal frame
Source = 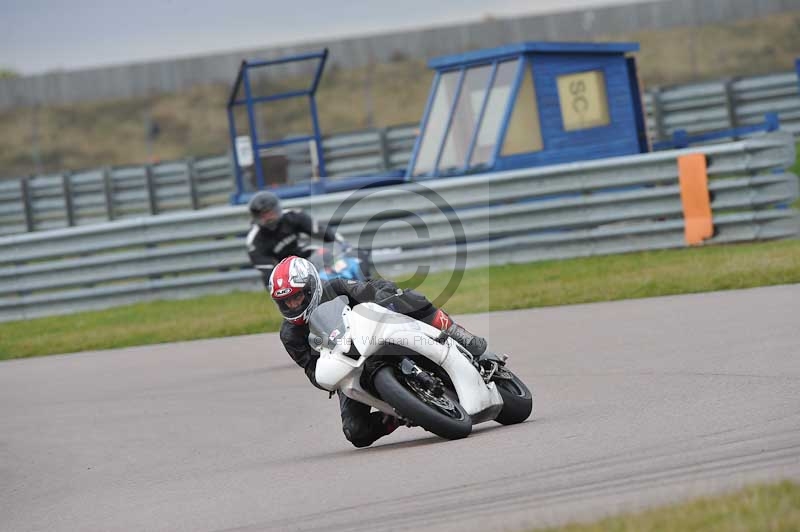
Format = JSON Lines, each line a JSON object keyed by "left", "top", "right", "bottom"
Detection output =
{"left": 226, "top": 106, "right": 241, "bottom": 184}
{"left": 308, "top": 95, "right": 327, "bottom": 178}
{"left": 308, "top": 51, "right": 328, "bottom": 179}
{"left": 227, "top": 49, "right": 329, "bottom": 202}
{"left": 245, "top": 51, "right": 328, "bottom": 69}
{"left": 230, "top": 89, "right": 311, "bottom": 106}
{"left": 242, "top": 67, "right": 264, "bottom": 189}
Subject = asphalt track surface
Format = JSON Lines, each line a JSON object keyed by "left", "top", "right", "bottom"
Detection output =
{"left": 1, "top": 284, "right": 799, "bottom": 532}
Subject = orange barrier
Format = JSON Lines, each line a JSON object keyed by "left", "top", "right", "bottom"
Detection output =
{"left": 677, "top": 153, "right": 714, "bottom": 245}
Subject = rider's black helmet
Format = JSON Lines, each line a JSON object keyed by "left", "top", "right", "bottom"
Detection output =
{"left": 248, "top": 191, "right": 282, "bottom": 230}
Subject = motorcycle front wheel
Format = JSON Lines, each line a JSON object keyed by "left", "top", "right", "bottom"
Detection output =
{"left": 373, "top": 365, "right": 472, "bottom": 440}
{"left": 492, "top": 368, "right": 533, "bottom": 425}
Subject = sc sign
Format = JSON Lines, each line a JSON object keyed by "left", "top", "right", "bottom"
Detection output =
{"left": 557, "top": 70, "right": 611, "bottom": 131}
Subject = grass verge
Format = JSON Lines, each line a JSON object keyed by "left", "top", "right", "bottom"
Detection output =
{"left": 533, "top": 480, "right": 800, "bottom": 532}
{"left": 792, "top": 142, "right": 800, "bottom": 209}
{"left": 1, "top": 239, "right": 798, "bottom": 361}
{"left": 793, "top": 143, "right": 800, "bottom": 176}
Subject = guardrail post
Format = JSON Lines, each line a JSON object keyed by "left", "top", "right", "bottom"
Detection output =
{"left": 650, "top": 87, "right": 666, "bottom": 142}
{"left": 62, "top": 171, "right": 75, "bottom": 227}
{"left": 378, "top": 128, "right": 391, "bottom": 171}
{"left": 144, "top": 164, "right": 158, "bottom": 215}
{"left": 795, "top": 58, "right": 800, "bottom": 90}
{"left": 723, "top": 78, "right": 739, "bottom": 133}
{"left": 20, "top": 176, "right": 34, "bottom": 232}
{"left": 186, "top": 158, "right": 200, "bottom": 210}
{"left": 102, "top": 166, "right": 115, "bottom": 221}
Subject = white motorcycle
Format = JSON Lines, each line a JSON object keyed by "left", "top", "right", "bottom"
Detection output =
{"left": 310, "top": 296, "right": 533, "bottom": 440}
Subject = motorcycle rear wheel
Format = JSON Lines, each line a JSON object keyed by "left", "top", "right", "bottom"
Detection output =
{"left": 373, "top": 365, "right": 472, "bottom": 440}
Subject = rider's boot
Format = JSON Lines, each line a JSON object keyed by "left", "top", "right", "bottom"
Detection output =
{"left": 427, "top": 309, "right": 487, "bottom": 359}
{"left": 381, "top": 414, "right": 402, "bottom": 435}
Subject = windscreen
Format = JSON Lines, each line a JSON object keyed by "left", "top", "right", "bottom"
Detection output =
{"left": 308, "top": 295, "right": 349, "bottom": 351}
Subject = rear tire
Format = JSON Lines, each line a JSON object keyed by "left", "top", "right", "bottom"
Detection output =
{"left": 493, "top": 369, "right": 533, "bottom": 425}
{"left": 373, "top": 365, "right": 472, "bottom": 440}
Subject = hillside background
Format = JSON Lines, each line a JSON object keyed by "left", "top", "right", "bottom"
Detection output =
{"left": 1, "top": 11, "right": 798, "bottom": 179}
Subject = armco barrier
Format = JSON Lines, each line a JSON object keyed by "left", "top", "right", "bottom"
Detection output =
{"left": 0, "top": 155, "right": 234, "bottom": 237}
{"left": 284, "top": 125, "right": 417, "bottom": 180}
{"left": 0, "top": 125, "right": 417, "bottom": 237}
{"left": 2, "top": 67, "right": 798, "bottom": 237}
{"left": 644, "top": 71, "right": 800, "bottom": 142}
{"left": 0, "top": 132, "right": 797, "bottom": 322}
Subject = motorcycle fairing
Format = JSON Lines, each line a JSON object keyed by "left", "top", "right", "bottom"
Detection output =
{"left": 347, "top": 303, "right": 503, "bottom": 421}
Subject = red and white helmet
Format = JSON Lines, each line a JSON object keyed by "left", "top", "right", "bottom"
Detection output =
{"left": 268, "top": 256, "right": 322, "bottom": 325}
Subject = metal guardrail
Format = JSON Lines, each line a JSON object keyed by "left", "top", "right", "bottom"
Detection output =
{"left": 0, "top": 132, "right": 797, "bottom": 322}
{"left": 282, "top": 124, "right": 416, "bottom": 182}
{"left": 1, "top": 69, "right": 797, "bottom": 238}
{"left": 0, "top": 124, "right": 417, "bottom": 237}
{"left": 0, "top": 155, "right": 233, "bottom": 237}
{"left": 644, "top": 70, "right": 800, "bottom": 145}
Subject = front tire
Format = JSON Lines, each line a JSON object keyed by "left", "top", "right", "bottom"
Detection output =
{"left": 373, "top": 365, "right": 472, "bottom": 440}
{"left": 493, "top": 368, "right": 533, "bottom": 425}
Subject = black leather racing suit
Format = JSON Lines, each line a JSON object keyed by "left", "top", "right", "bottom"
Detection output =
{"left": 246, "top": 209, "right": 342, "bottom": 287}
{"left": 279, "top": 277, "right": 439, "bottom": 448}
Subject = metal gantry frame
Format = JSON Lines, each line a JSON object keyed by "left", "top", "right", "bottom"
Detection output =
{"left": 227, "top": 49, "right": 328, "bottom": 201}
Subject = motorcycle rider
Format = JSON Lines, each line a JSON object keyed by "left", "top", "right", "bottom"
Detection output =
{"left": 246, "top": 190, "right": 351, "bottom": 288}
{"left": 269, "top": 255, "right": 489, "bottom": 448}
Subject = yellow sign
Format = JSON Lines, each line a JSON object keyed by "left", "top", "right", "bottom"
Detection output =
{"left": 557, "top": 70, "right": 610, "bottom": 131}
